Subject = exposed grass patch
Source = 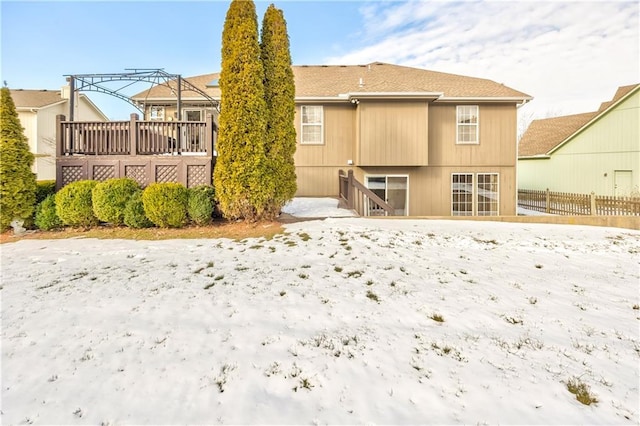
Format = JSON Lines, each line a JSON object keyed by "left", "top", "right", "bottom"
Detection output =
{"left": 297, "top": 232, "right": 311, "bottom": 241}
{"left": 365, "top": 280, "right": 374, "bottom": 286}
{"left": 346, "top": 270, "right": 363, "bottom": 278}
{"left": 566, "top": 377, "right": 598, "bottom": 406}
{"left": 298, "top": 273, "right": 309, "bottom": 279}
{"left": 366, "top": 290, "right": 380, "bottom": 302}
{"left": 430, "top": 313, "right": 445, "bottom": 323}
{"left": 334, "top": 266, "right": 343, "bottom": 273}
{"left": 1, "top": 221, "right": 284, "bottom": 244}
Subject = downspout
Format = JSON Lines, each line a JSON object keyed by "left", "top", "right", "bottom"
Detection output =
{"left": 515, "top": 97, "right": 532, "bottom": 213}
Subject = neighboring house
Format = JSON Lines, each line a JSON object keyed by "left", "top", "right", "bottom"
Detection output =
{"left": 12, "top": 87, "right": 108, "bottom": 180}
{"left": 518, "top": 84, "right": 640, "bottom": 197}
{"left": 132, "top": 62, "right": 531, "bottom": 216}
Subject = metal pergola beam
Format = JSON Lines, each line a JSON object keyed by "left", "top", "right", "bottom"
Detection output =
{"left": 64, "top": 69, "right": 218, "bottom": 121}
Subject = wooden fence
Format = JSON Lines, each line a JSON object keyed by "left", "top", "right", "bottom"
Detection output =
{"left": 339, "top": 170, "right": 395, "bottom": 216}
{"left": 56, "top": 113, "right": 215, "bottom": 190}
{"left": 518, "top": 189, "right": 640, "bottom": 216}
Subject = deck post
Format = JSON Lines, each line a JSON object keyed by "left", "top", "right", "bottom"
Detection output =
{"left": 205, "top": 113, "right": 214, "bottom": 156}
{"left": 56, "top": 114, "right": 65, "bottom": 158}
{"left": 130, "top": 113, "right": 138, "bottom": 156}
{"left": 347, "top": 169, "right": 355, "bottom": 210}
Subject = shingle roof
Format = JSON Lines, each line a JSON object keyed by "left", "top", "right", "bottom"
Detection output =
{"left": 519, "top": 84, "right": 640, "bottom": 157}
{"left": 10, "top": 89, "right": 65, "bottom": 109}
{"left": 131, "top": 62, "right": 531, "bottom": 101}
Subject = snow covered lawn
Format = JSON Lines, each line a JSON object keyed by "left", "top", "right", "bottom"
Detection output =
{"left": 2, "top": 218, "right": 639, "bottom": 425}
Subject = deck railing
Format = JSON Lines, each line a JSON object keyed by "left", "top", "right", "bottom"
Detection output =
{"left": 56, "top": 113, "right": 214, "bottom": 157}
{"left": 518, "top": 189, "right": 640, "bottom": 216}
{"left": 339, "top": 169, "right": 395, "bottom": 216}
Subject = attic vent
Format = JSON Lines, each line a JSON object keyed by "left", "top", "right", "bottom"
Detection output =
{"left": 359, "top": 77, "right": 364, "bottom": 88}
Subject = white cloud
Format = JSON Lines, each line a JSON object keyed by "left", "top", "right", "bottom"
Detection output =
{"left": 327, "top": 1, "right": 639, "bottom": 121}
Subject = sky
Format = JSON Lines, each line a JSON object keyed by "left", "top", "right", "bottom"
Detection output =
{"left": 1, "top": 0, "right": 638, "bottom": 125}
{"left": 2, "top": 207, "right": 639, "bottom": 424}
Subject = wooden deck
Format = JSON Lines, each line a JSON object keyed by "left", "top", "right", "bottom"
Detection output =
{"left": 56, "top": 113, "right": 215, "bottom": 190}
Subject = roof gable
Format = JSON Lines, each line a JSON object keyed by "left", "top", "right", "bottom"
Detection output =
{"left": 11, "top": 89, "right": 65, "bottom": 109}
{"left": 519, "top": 84, "right": 640, "bottom": 157}
{"left": 131, "top": 62, "right": 531, "bottom": 101}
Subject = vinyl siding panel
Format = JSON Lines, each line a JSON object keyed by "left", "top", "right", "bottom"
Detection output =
{"left": 355, "top": 165, "right": 516, "bottom": 216}
{"left": 357, "top": 101, "right": 428, "bottom": 166}
{"left": 294, "top": 104, "right": 355, "bottom": 166}
{"left": 518, "top": 90, "right": 640, "bottom": 196}
{"left": 429, "top": 103, "right": 517, "bottom": 167}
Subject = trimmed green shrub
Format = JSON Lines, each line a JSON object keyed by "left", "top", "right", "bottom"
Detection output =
{"left": 188, "top": 185, "right": 216, "bottom": 225}
{"left": 123, "top": 190, "right": 153, "bottom": 229}
{"left": 1, "top": 86, "right": 37, "bottom": 231}
{"left": 35, "top": 194, "right": 63, "bottom": 231}
{"left": 142, "top": 182, "right": 188, "bottom": 228}
{"left": 92, "top": 178, "right": 140, "bottom": 225}
{"left": 55, "top": 180, "right": 99, "bottom": 228}
{"left": 36, "top": 180, "right": 56, "bottom": 204}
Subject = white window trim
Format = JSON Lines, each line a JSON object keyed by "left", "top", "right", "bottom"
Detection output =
{"left": 300, "top": 105, "right": 324, "bottom": 145}
{"left": 451, "top": 172, "right": 500, "bottom": 216}
{"left": 456, "top": 105, "right": 479, "bottom": 145}
{"left": 182, "top": 108, "right": 204, "bottom": 122}
{"left": 451, "top": 173, "right": 474, "bottom": 216}
{"left": 150, "top": 106, "right": 165, "bottom": 121}
{"left": 365, "top": 174, "right": 410, "bottom": 216}
{"left": 477, "top": 172, "right": 500, "bottom": 216}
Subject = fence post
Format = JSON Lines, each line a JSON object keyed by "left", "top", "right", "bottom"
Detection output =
{"left": 545, "top": 188, "right": 550, "bottom": 214}
{"left": 347, "top": 169, "right": 355, "bottom": 210}
{"left": 130, "top": 113, "right": 138, "bottom": 156}
{"left": 590, "top": 192, "right": 596, "bottom": 216}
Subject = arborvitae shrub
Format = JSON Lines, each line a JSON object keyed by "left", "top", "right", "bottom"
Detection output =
{"left": 188, "top": 185, "right": 216, "bottom": 226}
{"left": 35, "top": 194, "right": 63, "bottom": 231}
{"left": 142, "top": 182, "right": 188, "bottom": 228}
{"left": 261, "top": 4, "right": 297, "bottom": 218}
{"left": 123, "top": 190, "right": 153, "bottom": 229}
{"left": 1, "top": 86, "right": 37, "bottom": 231}
{"left": 92, "top": 178, "right": 141, "bottom": 225}
{"left": 215, "top": 0, "right": 269, "bottom": 220}
{"left": 55, "top": 180, "right": 99, "bottom": 228}
{"left": 36, "top": 180, "right": 56, "bottom": 204}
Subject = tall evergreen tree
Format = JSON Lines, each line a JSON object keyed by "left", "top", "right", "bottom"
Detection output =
{"left": 0, "top": 85, "right": 36, "bottom": 231}
{"left": 214, "top": 0, "right": 269, "bottom": 221}
{"left": 261, "top": 4, "right": 297, "bottom": 218}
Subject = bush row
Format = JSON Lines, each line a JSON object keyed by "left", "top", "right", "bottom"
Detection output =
{"left": 34, "top": 178, "right": 217, "bottom": 231}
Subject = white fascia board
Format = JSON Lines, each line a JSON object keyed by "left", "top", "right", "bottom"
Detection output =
{"left": 518, "top": 155, "right": 551, "bottom": 160}
{"left": 436, "top": 96, "right": 533, "bottom": 103}
{"left": 295, "top": 96, "right": 349, "bottom": 103}
{"left": 347, "top": 92, "right": 443, "bottom": 100}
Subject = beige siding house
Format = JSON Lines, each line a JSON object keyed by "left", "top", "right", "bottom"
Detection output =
{"left": 518, "top": 84, "right": 640, "bottom": 197}
{"left": 12, "top": 87, "right": 108, "bottom": 180}
{"left": 133, "top": 62, "right": 531, "bottom": 216}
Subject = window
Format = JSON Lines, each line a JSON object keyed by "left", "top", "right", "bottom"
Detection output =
{"left": 301, "top": 105, "right": 323, "bottom": 144}
{"left": 477, "top": 173, "right": 499, "bottom": 216}
{"left": 452, "top": 173, "right": 474, "bottom": 216}
{"left": 451, "top": 173, "right": 499, "bottom": 216}
{"left": 456, "top": 105, "right": 479, "bottom": 144}
{"left": 150, "top": 106, "right": 165, "bottom": 121}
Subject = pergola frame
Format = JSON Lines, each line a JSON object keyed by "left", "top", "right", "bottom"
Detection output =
{"left": 64, "top": 69, "right": 218, "bottom": 121}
